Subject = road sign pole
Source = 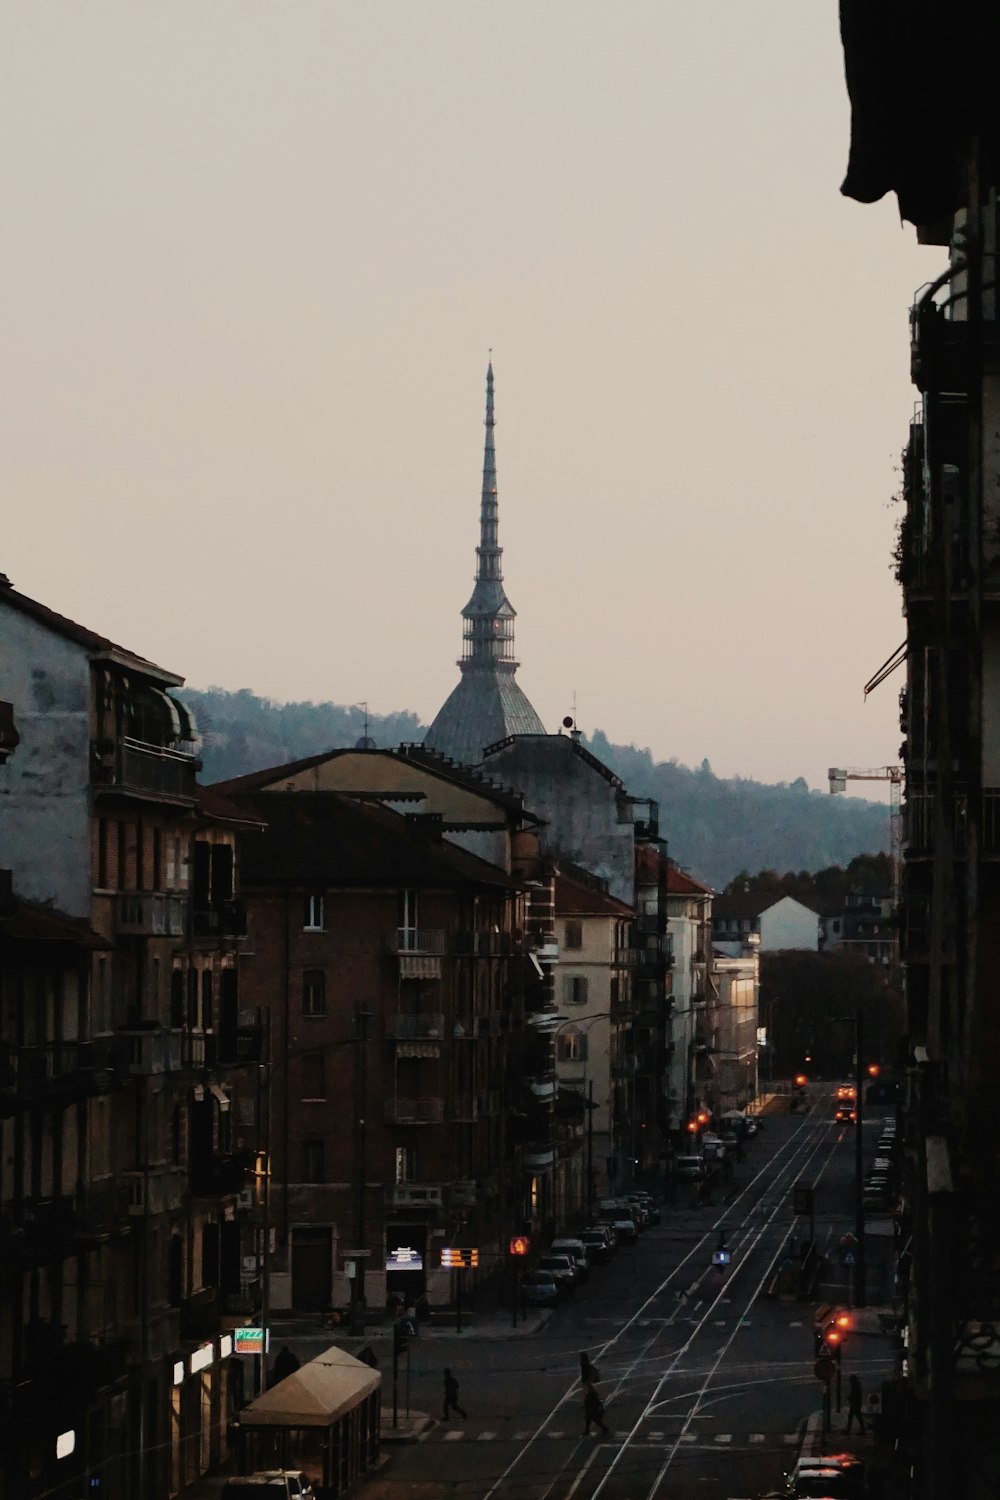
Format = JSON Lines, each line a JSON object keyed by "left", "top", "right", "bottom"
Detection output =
{"left": 456, "top": 1271, "right": 463, "bottom": 1334}
{"left": 836, "top": 1347, "right": 842, "bottom": 1413}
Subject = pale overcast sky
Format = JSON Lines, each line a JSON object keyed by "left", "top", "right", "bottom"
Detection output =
{"left": 1, "top": 2, "right": 936, "bottom": 790}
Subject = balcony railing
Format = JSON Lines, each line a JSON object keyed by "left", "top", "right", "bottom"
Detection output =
{"left": 94, "top": 736, "right": 199, "bottom": 803}
{"left": 389, "top": 929, "right": 446, "bottom": 955}
{"left": 114, "top": 891, "right": 188, "bottom": 937}
{"left": 123, "top": 1165, "right": 187, "bottom": 1215}
{"left": 15, "top": 1039, "right": 128, "bottom": 1100}
{"left": 120, "top": 1027, "right": 184, "bottom": 1076}
{"left": 384, "top": 1097, "right": 445, "bottom": 1124}
{"left": 385, "top": 1182, "right": 444, "bottom": 1208}
{"left": 385, "top": 1013, "right": 445, "bottom": 1040}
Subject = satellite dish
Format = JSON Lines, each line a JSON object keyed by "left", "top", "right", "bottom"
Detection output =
{"left": 562, "top": 716, "right": 574, "bottom": 729}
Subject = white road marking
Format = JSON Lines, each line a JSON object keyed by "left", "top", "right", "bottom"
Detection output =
{"left": 680, "top": 1433, "right": 697, "bottom": 1443}
{"left": 790, "top": 1319, "right": 803, "bottom": 1327}
{"left": 648, "top": 1430, "right": 664, "bottom": 1440}
{"left": 783, "top": 1433, "right": 799, "bottom": 1444}
{"left": 750, "top": 1433, "right": 765, "bottom": 1443}
{"left": 715, "top": 1433, "right": 732, "bottom": 1444}
{"left": 478, "top": 1431, "right": 497, "bottom": 1441}
{"left": 444, "top": 1431, "right": 463, "bottom": 1442}
{"left": 513, "top": 1430, "right": 531, "bottom": 1440}
{"left": 546, "top": 1431, "right": 565, "bottom": 1439}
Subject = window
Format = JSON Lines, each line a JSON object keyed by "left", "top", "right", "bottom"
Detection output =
{"left": 201, "top": 970, "right": 214, "bottom": 1032}
{"left": 304, "top": 892, "right": 325, "bottom": 931}
{"left": 395, "top": 1146, "right": 414, "bottom": 1184}
{"left": 301, "top": 1139, "right": 325, "bottom": 1183}
{"left": 303, "top": 970, "right": 326, "bottom": 1017}
{"left": 562, "top": 975, "right": 588, "bottom": 1006}
{"left": 168, "top": 969, "right": 183, "bottom": 1028}
{"left": 398, "top": 889, "right": 418, "bottom": 949}
{"left": 302, "top": 1055, "right": 326, "bottom": 1100}
{"left": 117, "top": 821, "right": 128, "bottom": 891}
{"left": 564, "top": 920, "right": 583, "bottom": 950}
{"left": 97, "top": 818, "right": 109, "bottom": 888}
{"left": 152, "top": 827, "right": 162, "bottom": 892}
{"left": 557, "top": 1030, "right": 589, "bottom": 1063}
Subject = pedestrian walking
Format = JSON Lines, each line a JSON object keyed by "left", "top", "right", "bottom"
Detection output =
{"left": 582, "top": 1380, "right": 609, "bottom": 1437}
{"left": 846, "top": 1374, "right": 866, "bottom": 1434}
{"left": 442, "top": 1367, "right": 467, "bottom": 1421}
{"left": 271, "top": 1345, "right": 299, "bottom": 1386}
{"left": 579, "top": 1351, "right": 600, "bottom": 1385}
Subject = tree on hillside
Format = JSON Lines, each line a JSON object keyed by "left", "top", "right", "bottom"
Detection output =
{"left": 761, "top": 950, "right": 903, "bottom": 1079}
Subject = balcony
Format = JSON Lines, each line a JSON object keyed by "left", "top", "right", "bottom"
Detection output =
{"left": 123, "top": 1165, "right": 187, "bottom": 1215}
{"left": 15, "top": 1038, "right": 127, "bottom": 1102}
{"left": 384, "top": 1097, "right": 445, "bottom": 1125}
{"left": 17, "top": 1328, "right": 130, "bottom": 1393}
{"left": 385, "top": 1182, "right": 444, "bottom": 1208}
{"left": 120, "top": 1027, "right": 184, "bottom": 1076}
{"left": 93, "top": 735, "right": 199, "bottom": 805}
{"left": 389, "top": 928, "right": 446, "bottom": 955}
{"left": 522, "top": 1145, "right": 555, "bottom": 1171}
{"left": 385, "top": 1013, "right": 445, "bottom": 1041}
{"left": 224, "top": 1279, "right": 262, "bottom": 1316}
{"left": 192, "top": 899, "right": 248, "bottom": 939}
{"left": 114, "top": 891, "right": 188, "bottom": 937}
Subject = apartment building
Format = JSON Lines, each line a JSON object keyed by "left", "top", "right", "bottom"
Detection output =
{"left": 0, "top": 579, "right": 261, "bottom": 1500}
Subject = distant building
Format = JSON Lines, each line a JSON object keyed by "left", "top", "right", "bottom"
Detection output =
{"left": 423, "top": 364, "right": 545, "bottom": 765}
{"left": 821, "top": 888, "right": 895, "bottom": 966}
{"left": 712, "top": 891, "right": 820, "bottom": 953}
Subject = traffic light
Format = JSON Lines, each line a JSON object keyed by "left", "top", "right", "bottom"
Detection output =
{"left": 867, "top": 1063, "right": 880, "bottom": 1078}
{"left": 815, "top": 1308, "right": 852, "bottom": 1356}
{"left": 795, "top": 1073, "right": 808, "bottom": 1088}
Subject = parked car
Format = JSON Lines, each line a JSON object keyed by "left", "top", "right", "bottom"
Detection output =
{"left": 549, "top": 1238, "right": 590, "bottom": 1280}
{"left": 585, "top": 1221, "right": 617, "bottom": 1251}
{"left": 521, "top": 1270, "right": 560, "bottom": 1306}
{"left": 538, "top": 1253, "right": 577, "bottom": 1291}
{"left": 579, "top": 1228, "right": 613, "bottom": 1263}
{"left": 626, "top": 1192, "right": 661, "bottom": 1225}
{"left": 597, "top": 1201, "right": 638, "bottom": 1242}
{"left": 222, "top": 1474, "right": 314, "bottom": 1497}
{"left": 674, "top": 1155, "right": 705, "bottom": 1181}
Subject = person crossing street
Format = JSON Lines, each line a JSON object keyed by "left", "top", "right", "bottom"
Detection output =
{"left": 442, "top": 1367, "right": 467, "bottom": 1421}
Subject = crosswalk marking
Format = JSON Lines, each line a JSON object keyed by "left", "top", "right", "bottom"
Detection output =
{"left": 648, "top": 1430, "right": 664, "bottom": 1441}
{"left": 513, "top": 1430, "right": 531, "bottom": 1440}
{"left": 680, "top": 1433, "right": 697, "bottom": 1443}
{"left": 444, "top": 1430, "right": 463, "bottom": 1441}
{"left": 435, "top": 1428, "right": 803, "bottom": 1446}
{"left": 783, "top": 1433, "right": 799, "bottom": 1445}
{"left": 546, "top": 1431, "right": 565, "bottom": 1439}
{"left": 750, "top": 1433, "right": 765, "bottom": 1443}
{"left": 715, "top": 1433, "right": 732, "bottom": 1444}
{"left": 477, "top": 1432, "right": 496, "bottom": 1441}
{"left": 790, "top": 1320, "right": 803, "bottom": 1327}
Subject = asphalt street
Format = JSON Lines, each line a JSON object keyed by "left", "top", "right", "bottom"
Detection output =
{"left": 358, "top": 1091, "right": 897, "bottom": 1500}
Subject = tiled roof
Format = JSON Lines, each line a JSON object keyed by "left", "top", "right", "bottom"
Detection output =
{"left": 3, "top": 899, "right": 110, "bottom": 948}
{"left": 666, "top": 865, "right": 713, "bottom": 896}
{"left": 555, "top": 869, "right": 633, "bottom": 918}
{"left": 712, "top": 890, "right": 819, "bottom": 920}
{"left": 230, "top": 791, "right": 516, "bottom": 890}
{"left": 196, "top": 785, "right": 268, "bottom": 829}
{"left": 0, "top": 577, "right": 182, "bottom": 684}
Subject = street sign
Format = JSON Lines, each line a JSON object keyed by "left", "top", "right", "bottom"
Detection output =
{"left": 441, "top": 1247, "right": 480, "bottom": 1269}
{"left": 814, "top": 1357, "right": 836, "bottom": 1384}
{"left": 234, "top": 1328, "right": 269, "bottom": 1356}
{"left": 843, "top": 1250, "right": 856, "bottom": 1266}
{"left": 344, "top": 1260, "right": 357, "bottom": 1280}
{"left": 343, "top": 1249, "right": 372, "bottom": 1258}
{"left": 712, "top": 1250, "right": 731, "bottom": 1267}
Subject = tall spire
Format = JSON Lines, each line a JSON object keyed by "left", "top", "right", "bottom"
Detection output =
{"left": 422, "top": 360, "right": 546, "bottom": 765}
{"left": 461, "top": 361, "right": 517, "bottom": 670}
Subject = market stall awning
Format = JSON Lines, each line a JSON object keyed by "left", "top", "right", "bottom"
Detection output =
{"left": 238, "top": 1347, "right": 380, "bottom": 1429}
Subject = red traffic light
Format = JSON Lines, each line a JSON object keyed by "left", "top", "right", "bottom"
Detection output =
{"left": 795, "top": 1074, "right": 808, "bottom": 1088}
{"left": 867, "top": 1063, "right": 880, "bottom": 1077}
{"left": 697, "top": 1111, "right": 710, "bottom": 1125}
{"left": 824, "top": 1327, "right": 843, "bottom": 1347}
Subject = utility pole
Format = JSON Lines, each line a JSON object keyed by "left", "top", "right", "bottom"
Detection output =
{"left": 853, "top": 1007, "right": 866, "bottom": 1307}
{"left": 350, "top": 1008, "right": 371, "bottom": 1335}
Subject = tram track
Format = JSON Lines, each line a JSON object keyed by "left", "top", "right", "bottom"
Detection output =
{"left": 483, "top": 1102, "right": 837, "bottom": 1500}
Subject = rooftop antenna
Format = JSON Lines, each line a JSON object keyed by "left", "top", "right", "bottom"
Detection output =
{"left": 353, "top": 700, "right": 377, "bottom": 751}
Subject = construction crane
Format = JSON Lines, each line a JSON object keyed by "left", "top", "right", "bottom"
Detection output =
{"left": 828, "top": 767, "right": 903, "bottom": 957}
